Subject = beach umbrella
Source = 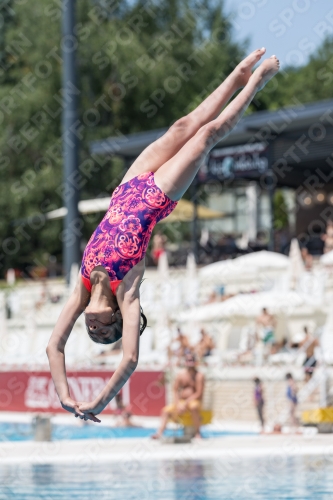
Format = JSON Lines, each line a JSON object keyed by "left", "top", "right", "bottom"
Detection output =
{"left": 46, "top": 197, "right": 111, "bottom": 219}
{"left": 199, "top": 251, "right": 289, "bottom": 280}
{"left": 320, "top": 299, "right": 333, "bottom": 363}
{"left": 320, "top": 250, "right": 333, "bottom": 265}
{"left": 178, "top": 290, "right": 315, "bottom": 323}
{"left": 186, "top": 252, "right": 197, "bottom": 279}
{"left": 160, "top": 199, "right": 224, "bottom": 223}
{"left": 288, "top": 238, "right": 305, "bottom": 289}
{"left": 69, "top": 263, "right": 79, "bottom": 293}
{"left": 184, "top": 252, "right": 199, "bottom": 308}
{"left": 45, "top": 197, "right": 224, "bottom": 222}
{"left": 158, "top": 251, "right": 169, "bottom": 281}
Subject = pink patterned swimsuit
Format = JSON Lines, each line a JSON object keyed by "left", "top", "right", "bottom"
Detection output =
{"left": 81, "top": 171, "right": 177, "bottom": 293}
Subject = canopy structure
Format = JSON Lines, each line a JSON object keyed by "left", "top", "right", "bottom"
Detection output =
{"left": 90, "top": 100, "right": 333, "bottom": 189}
{"left": 45, "top": 197, "right": 224, "bottom": 221}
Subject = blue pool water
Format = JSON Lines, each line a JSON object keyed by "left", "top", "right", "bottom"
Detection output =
{"left": 0, "top": 422, "right": 254, "bottom": 441}
{"left": 1, "top": 456, "right": 333, "bottom": 499}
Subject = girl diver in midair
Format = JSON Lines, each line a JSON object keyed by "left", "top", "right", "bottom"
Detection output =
{"left": 47, "top": 49, "right": 279, "bottom": 422}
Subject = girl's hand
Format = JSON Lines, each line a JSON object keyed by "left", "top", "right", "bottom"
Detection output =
{"left": 61, "top": 397, "right": 85, "bottom": 418}
{"left": 77, "top": 401, "right": 103, "bottom": 423}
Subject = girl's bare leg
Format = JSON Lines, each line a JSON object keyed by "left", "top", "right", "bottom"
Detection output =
{"left": 122, "top": 49, "right": 266, "bottom": 181}
{"left": 155, "top": 56, "right": 280, "bottom": 200}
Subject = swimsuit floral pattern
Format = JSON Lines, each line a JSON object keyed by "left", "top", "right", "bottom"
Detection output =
{"left": 81, "top": 172, "right": 177, "bottom": 283}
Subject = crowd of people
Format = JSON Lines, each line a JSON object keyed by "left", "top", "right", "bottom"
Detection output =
{"left": 238, "top": 307, "right": 320, "bottom": 378}
{"left": 168, "top": 327, "right": 215, "bottom": 366}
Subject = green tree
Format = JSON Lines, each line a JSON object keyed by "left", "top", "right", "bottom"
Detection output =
{"left": 274, "top": 190, "right": 289, "bottom": 230}
{"left": 0, "top": 0, "right": 246, "bottom": 276}
{"left": 254, "top": 36, "right": 333, "bottom": 111}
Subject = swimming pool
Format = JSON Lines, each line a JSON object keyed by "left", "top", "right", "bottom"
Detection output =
{"left": 0, "top": 422, "right": 255, "bottom": 441}
{"left": 1, "top": 456, "right": 332, "bottom": 499}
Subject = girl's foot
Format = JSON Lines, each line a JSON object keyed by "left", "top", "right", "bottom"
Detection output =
{"left": 251, "top": 55, "right": 280, "bottom": 90}
{"left": 233, "top": 48, "right": 266, "bottom": 88}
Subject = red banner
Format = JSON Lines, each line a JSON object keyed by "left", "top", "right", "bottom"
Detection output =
{"left": 0, "top": 371, "right": 166, "bottom": 416}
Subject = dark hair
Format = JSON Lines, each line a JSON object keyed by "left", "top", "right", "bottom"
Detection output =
{"left": 86, "top": 308, "right": 147, "bottom": 345}
{"left": 286, "top": 373, "right": 293, "bottom": 380}
{"left": 254, "top": 377, "right": 261, "bottom": 384}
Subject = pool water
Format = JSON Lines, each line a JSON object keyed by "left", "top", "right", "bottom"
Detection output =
{"left": 0, "top": 422, "right": 254, "bottom": 441}
{"left": 1, "top": 456, "right": 332, "bottom": 499}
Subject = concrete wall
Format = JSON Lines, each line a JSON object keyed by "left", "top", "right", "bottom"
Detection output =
{"left": 210, "top": 378, "right": 320, "bottom": 423}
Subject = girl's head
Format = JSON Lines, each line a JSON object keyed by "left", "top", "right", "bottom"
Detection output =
{"left": 84, "top": 274, "right": 147, "bottom": 344}
{"left": 84, "top": 285, "right": 121, "bottom": 344}
{"left": 85, "top": 306, "right": 147, "bottom": 344}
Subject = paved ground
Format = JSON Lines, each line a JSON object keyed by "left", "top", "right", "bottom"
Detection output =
{"left": 1, "top": 433, "right": 333, "bottom": 464}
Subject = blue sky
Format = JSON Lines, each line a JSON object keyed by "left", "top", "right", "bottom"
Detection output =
{"left": 223, "top": 0, "right": 333, "bottom": 66}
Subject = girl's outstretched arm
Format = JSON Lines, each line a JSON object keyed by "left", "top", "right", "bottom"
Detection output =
{"left": 46, "top": 277, "right": 96, "bottom": 419}
{"left": 78, "top": 271, "right": 142, "bottom": 418}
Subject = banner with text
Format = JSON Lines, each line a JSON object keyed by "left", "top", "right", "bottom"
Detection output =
{"left": 0, "top": 371, "right": 166, "bottom": 416}
{"left": 199, "top": 142, "right": 269, "bottom": 182}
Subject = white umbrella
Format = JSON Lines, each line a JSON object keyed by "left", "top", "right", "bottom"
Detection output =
{"left": 186, "top": 252, "right": 197, "bottom": 280}
{"left": 321, "top": 299, "right": 333, "bottom": 363}
{"left": 69, "top": 263, "right": 79, "bottom": 293}
{"left": 320, "top": 250, "right": 333, "bottom": 265}
{"left": 199, "top": 251, "right": 289, "bottom": 280}
{"left": 46, "top": 197, "right": 110, "bottom": 219}
{"left": 185, "top": 252, "right": 199, "bottom": 308}
{"left": 46, "top": 197, "right": 224, "bottom": 221}
{"left": 157, "top": 251, "right": 169, "bottom": 281}
{"left": 288, "top": 238, "right": 305, "bottom": 289}
{"left": 179, "top": 291, "right": 315, "bottom": 322}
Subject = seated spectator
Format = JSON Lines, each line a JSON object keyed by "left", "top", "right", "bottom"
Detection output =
{"left": 206, "top": 291, "right": 219, "bottom": 304}
{"left": 151, "top": 231, "right": 167, "bottom": 264}
{"left": 152, "top": 353, "right": 204, "bottom": 439}
{"left": 322, "top": 219, "right": 333, "bottom": 254}
{"left": 256, "top": 307, "right": 276, "bottom": 360}
{"left": 168, "top": 328, "right": 192, "bottom": 366}
{"left": 299, "top": 326, "right": 319, "bottom": 382}
{"left": 307, "top": 225, "right": 324, "bottom": 255}
{"left": 195, "top": 328, "right": 215, "bottom": 359}
{"left": 301, "top": 247, "right": 313, "bottom": 271}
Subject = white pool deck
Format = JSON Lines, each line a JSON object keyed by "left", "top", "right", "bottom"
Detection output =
{"left": 1, "top": 435, "right": 333, "bottom": 465}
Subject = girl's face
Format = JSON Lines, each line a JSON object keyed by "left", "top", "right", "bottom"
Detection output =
{"left": 85, "top": 309, "right": 122, "bottom": 343}
{"left": 85, "top": 306, "right": 119, "bottom": 326}
{"left": 85, "top": 301, "right": 120, "bottom": 327}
